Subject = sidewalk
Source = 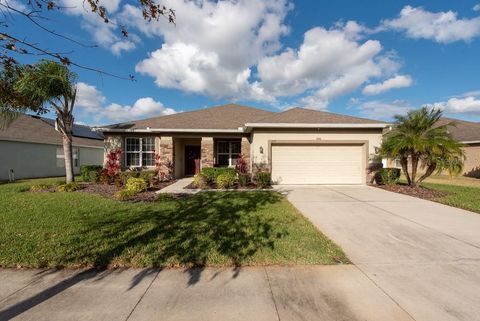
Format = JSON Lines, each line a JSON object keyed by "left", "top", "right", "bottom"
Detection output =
{"left": 0, "top": 266, "right": 413, "bottom": 321}
{"left": 157, "top": 177, "right": 196, "bottom": 194}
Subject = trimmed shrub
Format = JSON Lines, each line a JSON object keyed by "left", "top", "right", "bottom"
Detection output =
{"left": 30, "top": 184, "right": 52, "bottom": 192}
{"left": 139, "top": 171, "right": 157, "bottom": 188}
{"left": 116, "top": 189, "right": 137, "bottom": 201}
{"left": 57, "top": 182, "right": 80, "bottom": 192}
{"left": 235, "top": 154, "right": 248, "bottom": 175}
{"left": 119, "top": 171, "right": 138, "bottom": 185}
{"left": 238, "top": 174, "right": 249, "bottom": 187}
{"left": 255, "top": 171, "right": 271, "bottom": 188}
{"left": 192, "top": 174, "right": 207, "bottom": 189}
{"left": 80, "top": 165, "right": 102, "bottom": 182}
{"left": 216, "top": 172, "right": 236, "bottom": 189}
{"left": 201, "top": 167, "right": 236, "bottom": 183}
{"left": 125, "top": 177, "right": 147, "bottom": 193}
{"left": 375, "top": 168, "right": 401, "bottom": 185}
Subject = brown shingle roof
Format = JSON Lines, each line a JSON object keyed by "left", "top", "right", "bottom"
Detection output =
{"left": 437, "top": 117, "right": 480, "bottom": 142}
{"left": 106, "top": 103, "right": 274, "bottom": 130}
{"left": 250, "top": 107, "right": 385, "bottom": 124}
{"left": 0, "top": 114, "right": 104, "bottom": 147}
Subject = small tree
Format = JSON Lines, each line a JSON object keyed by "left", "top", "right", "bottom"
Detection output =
{"left": 0, "top": 60, "right": 78, "bottom": 183}
{"left": 101, "top": 148, "right": 122, "bottom": 183}
{"left": 235, "top": 154, "right": 248, "bottom": 175}
{"left": 379, "top": 107, "right": 465, "bottom": 187}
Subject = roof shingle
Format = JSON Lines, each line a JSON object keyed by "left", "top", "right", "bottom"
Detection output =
{"left": 437, "top": 118, "right": 480, "bottom": 142}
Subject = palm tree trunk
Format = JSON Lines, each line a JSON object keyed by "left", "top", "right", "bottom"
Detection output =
{"left": 410, "top": 153, "right": 419, "bottom": 187}
{"left": 400, "top": 157, "right": 411, "bottom": 185}
{"left": 63, "top": 133, "right": 74, "bottom": 183}
{"left": 417, "top": 163, "right": 436, "bottom": 185}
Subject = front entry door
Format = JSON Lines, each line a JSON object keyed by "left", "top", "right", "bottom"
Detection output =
{"left": 185, "top": 145, "right": 201, "bottom": 176}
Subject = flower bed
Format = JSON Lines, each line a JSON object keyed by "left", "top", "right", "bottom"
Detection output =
{"left": 376, "top": 183, "right": 450, "bottom": 200}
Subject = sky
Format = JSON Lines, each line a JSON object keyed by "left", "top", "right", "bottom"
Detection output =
{"left": 5, "top": 0, "right": 480, "bottom": 125}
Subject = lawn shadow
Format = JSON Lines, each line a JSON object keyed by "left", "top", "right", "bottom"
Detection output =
{"left": 65, "top": 191, "right": 287, "bottom": 285}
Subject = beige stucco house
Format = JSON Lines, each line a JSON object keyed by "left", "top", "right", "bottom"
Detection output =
{"left": 0, "top": 114, "right": 104, "bottom": 181}
{"left": 96, "top": 104, "right": 388, "bottom": 185}
{"left": 385, "top": 117, "right": 480, "bottom": 178}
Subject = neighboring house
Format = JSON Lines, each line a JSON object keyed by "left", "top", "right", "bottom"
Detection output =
{"left": 386, "top": 117, "right": 480, "bottom": 178}
{"left": 96, "top": 104, "right": 388, "bottom": 185}
{"left": 0, "top": 114, "right": 104, "bottom": 181}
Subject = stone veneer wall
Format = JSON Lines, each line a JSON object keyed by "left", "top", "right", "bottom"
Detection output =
{"left": 241, "top": 137, "right": 251, "bottom": 172}
{"left": 159, "top": 136, "right": 174, "bottom": 180}
{"left": 201, "top": 137, "right": 214, "bottom": 168}
{"left": 104, "top": 135, "right": 123, "bottom": 168}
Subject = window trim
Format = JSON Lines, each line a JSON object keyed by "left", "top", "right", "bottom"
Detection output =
{"left": 216, "top": 140, "right": 241, "bottom": 167}
{"left": 125, "top": 137, "right": 156, "bottom": 168}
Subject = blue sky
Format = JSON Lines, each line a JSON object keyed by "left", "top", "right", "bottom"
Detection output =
{"left": 6, "top": 0, "right": 480, "bottom": 125}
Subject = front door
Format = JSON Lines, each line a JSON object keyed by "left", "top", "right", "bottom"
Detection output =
{"left": 185, "top": 145, "right": 201, "bottom": 176}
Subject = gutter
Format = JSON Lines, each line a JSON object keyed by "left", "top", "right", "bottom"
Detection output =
{"left": 462, "top": 140, "right": 480, "bottom": 144}
{"left": 244, "top": 123, "right": 390, "bottom": 129}
{"left": 93, "top": 127, "right": 245, "bottom": 133}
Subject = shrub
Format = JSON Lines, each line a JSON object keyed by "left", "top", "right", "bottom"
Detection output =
{"left": 80, "top": 165, "right": 102, "bottom": 182}
{"left": 125, "top": 177, "right": 147, "bottom": 193}
{"left": 116, "top": 189, "right": 137, "bottom": 201}
{"left": 101, "top": 148, "right": 122, "bottom": 184}
{"left": 192, "top": 174, "right": 207, "bottom": 189}
{"left": 139, "top": 170, "right": 157, "bottom": 188}
{"left": 30, "top": 184, "right": 52, "bottom": 192}
{"left": 235, "top": 154, "right": 248, "bottom": 175}
{"left": 375, "top": 168, "right": 401, "bottom": 185}
{"left": 238, "top": 174, "right": 249, "bottom": 187}
{"left": 201, "top": 167, "right": 236, "bottom": 183}
{"left": 216, "top": 172, "right": 236, "bottom": 189}
{"left": 255, "top": 171, "right": 271, "bottom": 188}
{"left": 119, "top": 171, "right": 139, "bottom": 185}
{"left": 57, "top": 182, "right": 80, "bottom": 192}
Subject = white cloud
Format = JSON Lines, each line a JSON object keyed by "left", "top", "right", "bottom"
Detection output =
{"left": 75, "top": 82, "right": 106, "bottom": 112}
{"left": 362, "top": 75, "right": 413, "bottom": 95}
{"left": 430, "top": 97, "right": 480, "bottom": 114}
{"left": 355, "top": 99, "right": 413, "bottom": 120}
{"left": 474, "top": 4, "right": 480, "bottom": 12}
{"left": 258, "top": 23, "right": 401, "bottom": 108}
{"left": 60, "top": 0, "right": 137, "bottom": 55}
{"left": 100, "top": 97, "right": 176, "bottom": 122}
{"left": 128, "top": 0, "right": 290, "bottom": 101}
{"left": 382, "top": 6, "right": 480, "bottom": 43}
{"left": 74, "top": 82, "right": 176, "bottom": 123}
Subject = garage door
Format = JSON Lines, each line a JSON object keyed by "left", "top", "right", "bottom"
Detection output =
{"left": 271, "top": 144, "right": 364, "bottom": 185}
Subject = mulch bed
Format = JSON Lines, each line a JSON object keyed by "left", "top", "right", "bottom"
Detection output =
{"left": 376, "top": 184, "right": 450, "bottom": 200}
{"left": 184, "top": 182, "right": 270, "bottom": 190}
{"left": 79, "top": 180, "right": 176, "bottom": 202}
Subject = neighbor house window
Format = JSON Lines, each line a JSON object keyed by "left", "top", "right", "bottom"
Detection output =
{"left": 395, "top": 158, "right": 402, "bottom": 168}
{"left": 125, "top": 137, "right": 155, "bottom": 167}
{"left": 56, "top": 148, "right": 79, "bottom": 167}
{"left": 216, "top": 141, "right": 241, "bottom": 167}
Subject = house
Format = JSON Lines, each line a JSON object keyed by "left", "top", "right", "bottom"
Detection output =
{"left": 0, "top": 114, "right": 104, "bottom": 181}
{"left": 386, "top": 117, "right": 480, "bottom": 178}
{"left": 96, "top": 104, "right": 388, "bottom": 185}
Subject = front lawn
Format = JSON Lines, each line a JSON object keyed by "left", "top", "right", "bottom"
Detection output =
{"left": 0, "top": 178, "right": 348, "bottom": 268}
{"left": 421, "top": 182, "right": 480, "bottom": 214}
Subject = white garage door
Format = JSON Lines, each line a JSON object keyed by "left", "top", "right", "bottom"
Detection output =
{"left": 271, "top": 144, "right": 364, "bottom": 185}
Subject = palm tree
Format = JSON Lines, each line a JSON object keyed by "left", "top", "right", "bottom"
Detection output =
{"left": 0, "top": 60, "right": 78, "bottom": 183}
{"left": 380, "top": 107, "right": 465, "bottom": 187}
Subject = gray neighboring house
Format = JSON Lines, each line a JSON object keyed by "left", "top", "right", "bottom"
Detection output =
{"left": 0, "top": 114, "right": 104, "bottom": 181}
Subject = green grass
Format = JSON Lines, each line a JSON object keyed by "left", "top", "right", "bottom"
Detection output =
{"left": 0, "top": 178, "right": 348, "bottom": 268}
{"left": 422, "top": 182, "right": 480, "bottom": 214}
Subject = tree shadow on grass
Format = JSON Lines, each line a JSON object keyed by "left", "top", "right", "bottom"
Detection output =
{"left": 67, "top": 191, "right": 287, "bottom": 284}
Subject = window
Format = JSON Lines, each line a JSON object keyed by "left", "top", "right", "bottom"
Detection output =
{"left": 125, "top": 137, "right": 155, "bottom": 167}
{"left": 216, "top": 141, "right": 241, "bottom": 167}
{"left": 56, "top": 148, "right": 79, "bottom": 167}
{"left": 395, "top": 158, "right": 402, "bottom": 168}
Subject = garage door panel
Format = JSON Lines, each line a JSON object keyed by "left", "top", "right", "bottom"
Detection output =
{"left": 271, "top": 145, "right": 364, "bottom": 185}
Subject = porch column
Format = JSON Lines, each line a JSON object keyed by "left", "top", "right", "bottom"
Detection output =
{"left": 201, "top": 137, "right": 214, "bottom": 168}
{"left": 241, "top": 137, "right": 251, "bottom": 172}
{"left": 104, "top": 134, "right": 123, "bottom": 168}
{"left": 159, "top": 136, "right": 174, "bottom": 180}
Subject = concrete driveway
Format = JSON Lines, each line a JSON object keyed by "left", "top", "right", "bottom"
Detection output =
{"left": 279, "top": 185, "right": 480, "bottom": 321}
